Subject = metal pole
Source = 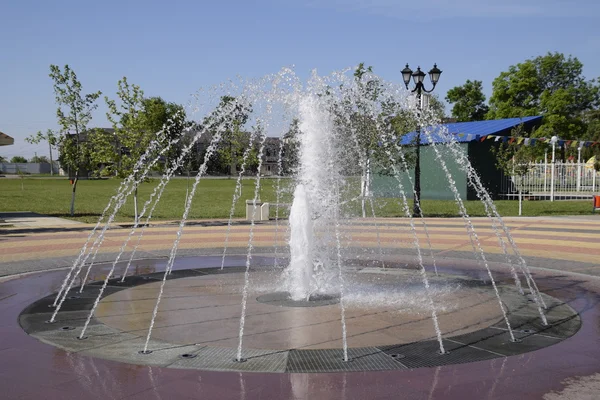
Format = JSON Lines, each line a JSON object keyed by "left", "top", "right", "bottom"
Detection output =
{"left": 48, "top": 141, "right": 54, "bottom": 176}
{"left": 413, "top": 90, "right": 422, "bottom": 217}
{"left": 186, "top": 169, "right": 190, "bottom": 207}
{"left": 550, "top": 136, "right": 557, "bottom": 202}
{"left": 544, "top": 151, "right": 548, "bottom": 193}
{"left": 577, "top": 144, "right": 582, "bottom": 192}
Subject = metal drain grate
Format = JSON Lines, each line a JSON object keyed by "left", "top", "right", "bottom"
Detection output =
{"left": 379, "top": 340, "right": 498, "bottom": 369}
{"left": 169, "top": 347, "right": 289, "bottom": 372}
{"left": 286, "top": 348, "right": 404, "bottom": 372}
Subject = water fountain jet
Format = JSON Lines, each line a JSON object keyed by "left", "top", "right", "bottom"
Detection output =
{"left": 27, "top": 66, "right": 567, "bottom": 372}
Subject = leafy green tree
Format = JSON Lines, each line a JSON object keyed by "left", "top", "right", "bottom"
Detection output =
{"left": 101, "top": 77, "right": 146, "bottom": 178}
{"left": 101, "top": 78, "right": 187, "bottom": 221}
{"left": 488, "top": 52, "right": 600, "bottom": 140}
{"left": 30, "top": 155, "right": 50, "bottom": 163}
{"left": 207, "top": 96, "right": 252, "bottom": 175}
{"left": 140, "top": 96, "right": 187, "bottom": 171}
{"left": 25, "top": 129, "right": 58, "bottom": 175}
{"left": 491, "top": 124, "right": 540, "bottom": 189}
{"left": 282, "top": 119, "right": 300, "bottom": 175}
{"left": 49, "top": 64, "right": 102, "bottom": 216}
{"left": 328, "top": 63, "right": 417, "bottom": 216}
{"left": 426, "top": 94, "right": 446, "bottom": 121}
{"left": 445, "top": 80, "right": 489, "bottom": 121}
{"left": 582, "top": 109, "right": 600, "bottom": 169}
{"left": 339, "top": 63, "right": 382, "bottom": 217}
{"left": 584, "top": 109, "right": 600, "bottom": 139}
{"left": 0, "top": 155, "right": 7, "bottom": 163}
{"left": 10, "top": 156, "right": 28, "bottom": 163}
{"left": 102, "top": 79, "right": 186, "bottom": 178}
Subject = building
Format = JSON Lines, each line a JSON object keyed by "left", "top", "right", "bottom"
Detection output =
{"left": 372, "top": 116, "right": 543, "bottom": 200}
{"left": 182, "top": 129, "right": 284, "bottom": 176}
{"left": 260, "top": 137, "right": 281, "bottom": 176}
{"left": 0, "top": 131, "right": 14, "bottom": 147}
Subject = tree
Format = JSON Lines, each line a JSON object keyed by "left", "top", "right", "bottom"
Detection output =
{"left": 50, "top": 64, "right": 102, "bottom": 216}
{"left": 100, "top": 77, "right": 145, "bottom": 178}
{"left": 329, "top": 63, "right": 415, "bottom": 217}
{"left": 10, "top": 156, "right": 27, "bottom": 163}
{"left": 582, "top": 109, "right": 600, "bottom": 170}
{"left": 445, "top": 80, "right": 489, "bottom": 121}
{"left": 426, "top": 94, "right": 446, "bottom": 121}
{"left": 488, "top": 53, "right": 600, "bottom": 140}
{"left": 100, "top": 78, "right": 182, "bottom": 179}
{"left": 282, "top": 119, "right": 300, "bottom": 175}
{"left": 101, "top": 78, "right": 187, "bottom": 221}
{"left": 0, "top": 155, "right": 6, "bottom": 163}
{"left": 208, "top": 96, "right": 252, "bottom": 175}
{"left": 139, "top": 96, "right": 187, "bottom": 172}
{"left": 492, "top": 124, "right": 539, "bottom": 182}
{"left": 103, "top": 79, "right": 188, "bottom": 178}
{"left": 490, "top": 124, "right": 544, "bottom": 214}
{"left": 30, "top": 155, "right": 50, "bottom": 163}
{"left": 344, "top": 63, "right": 382, "bottom": 217}
{"left": 25, "top": 129, "right": 58, "bottom": 175}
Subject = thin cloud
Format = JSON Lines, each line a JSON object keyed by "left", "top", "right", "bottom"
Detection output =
{"left": 299, "top": 0, "right": 599, "bottom": 20}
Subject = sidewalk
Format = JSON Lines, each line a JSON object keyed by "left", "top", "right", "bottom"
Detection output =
{"left": 0, "top": 212, "right": 88, "bottom": 228}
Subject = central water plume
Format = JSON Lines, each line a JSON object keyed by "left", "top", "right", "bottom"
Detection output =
{"left": 283, "top": 93, "right": 343, "bottom": 300}
{"left": 287, "top": 184, "right": 315, "bottom": 300}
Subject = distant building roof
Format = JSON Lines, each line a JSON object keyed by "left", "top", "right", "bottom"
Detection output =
{"left": 398, "top": 116, "right": 542, "bottom": 145}
{"left": 0, "top": 131, "right": 14, "bottom": 146}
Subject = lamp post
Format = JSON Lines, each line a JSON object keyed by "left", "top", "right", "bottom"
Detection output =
{"left": 401, "top": 63, "right": 442, "bottom": 217}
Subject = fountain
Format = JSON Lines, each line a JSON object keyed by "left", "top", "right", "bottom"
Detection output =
{"left": 18, "top": 66, "right": 580, "bottom": 374}
{"left": 286, "top": 183, "right": 316, "bottom": 300}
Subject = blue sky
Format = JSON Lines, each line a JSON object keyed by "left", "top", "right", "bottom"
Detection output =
{"left": 1, "top": 0, "right": 599, "bottom": 158}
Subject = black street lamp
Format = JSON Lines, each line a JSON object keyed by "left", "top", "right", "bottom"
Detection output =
{"left": 401, "top": 63, "right": 442, "bottom": 217}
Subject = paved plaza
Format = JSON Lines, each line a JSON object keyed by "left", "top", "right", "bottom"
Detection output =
{"left": 2, "top": 216, "right": 599, "bottom": 278}
{"left": 1, "top": 216, "right": 599, "bottom": 399}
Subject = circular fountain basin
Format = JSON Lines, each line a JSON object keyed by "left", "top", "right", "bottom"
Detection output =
{"left": 19, "top": 258, "right": 580, "bottom": 373}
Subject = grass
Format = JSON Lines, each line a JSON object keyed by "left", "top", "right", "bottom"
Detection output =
{"left": 0, "top": 177, "right": 595, "bottom": 223}
{"left": 0, "top": 177, "right": 293, "bottom": 223}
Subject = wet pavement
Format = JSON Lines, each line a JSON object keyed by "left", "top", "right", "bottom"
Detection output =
{"left": 2, "top": 262, "right": 600, "bottom": 399}
{"left": 1, "top": 218, "right": 600, "bottom": 399}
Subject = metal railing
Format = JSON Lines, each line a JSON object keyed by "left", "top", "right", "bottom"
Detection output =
{"left": 500, "top": 160, "right": 599, "bottom": 201}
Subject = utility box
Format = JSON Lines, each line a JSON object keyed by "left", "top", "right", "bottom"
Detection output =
{"left": 246, "top": 200, "right": 270, "bottom": 221}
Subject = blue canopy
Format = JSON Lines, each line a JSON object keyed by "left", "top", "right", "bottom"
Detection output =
{"left": 398, "top": 116, "right": 542, "bottom": 145}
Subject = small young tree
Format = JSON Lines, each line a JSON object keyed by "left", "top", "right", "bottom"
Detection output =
{"left": 332, "top": 63, "right": 417, "bottom": 217}
{"left": 103, "top": 78, "right": 187, "bottom": 220}
{"left": 49, "top": 64, "right": 101, "bottom": 216}
{"left": 10, "top": 156, "right": 28, "bottom": 163}
{"left": 25, "top": 129, "right": 58, "bottom": 175}
{"left": 102, "top": 77, "right": 145, "bottom": 178}
{"left": 491, "top": 124, "right": 540, "bottom": 214}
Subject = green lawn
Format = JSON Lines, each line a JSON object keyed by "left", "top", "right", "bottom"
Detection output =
{"left": 0, "top": 177, "right": 595, "bottom": 223}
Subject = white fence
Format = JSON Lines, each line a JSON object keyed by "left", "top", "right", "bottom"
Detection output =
{"left": 0, "top": 162, "right": 60, "bottom": 175}
{"left": 500, "top": 161, "right": 600, "bottom": 201}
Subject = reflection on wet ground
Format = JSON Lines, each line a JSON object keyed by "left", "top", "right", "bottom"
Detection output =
{"left": 2, "top": 254, "right": 600, "bottom": 399}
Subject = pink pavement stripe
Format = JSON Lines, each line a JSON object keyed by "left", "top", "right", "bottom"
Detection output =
{"left": 7, "top": 222, "right": 598, "bottom": 243}
{"left": 1, "top": 233, "right": 598, "bottom": 258}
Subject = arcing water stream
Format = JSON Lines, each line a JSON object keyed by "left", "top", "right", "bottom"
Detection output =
{"left": 49, "top": 66, "right": 547, "bottom": 359}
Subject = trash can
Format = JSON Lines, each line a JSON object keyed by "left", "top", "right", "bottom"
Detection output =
{"left": 245, "top": 200, "right": 270, "bottom": 221}
{"left": 594, "top": 195, "right": 600, "bottom": 212}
